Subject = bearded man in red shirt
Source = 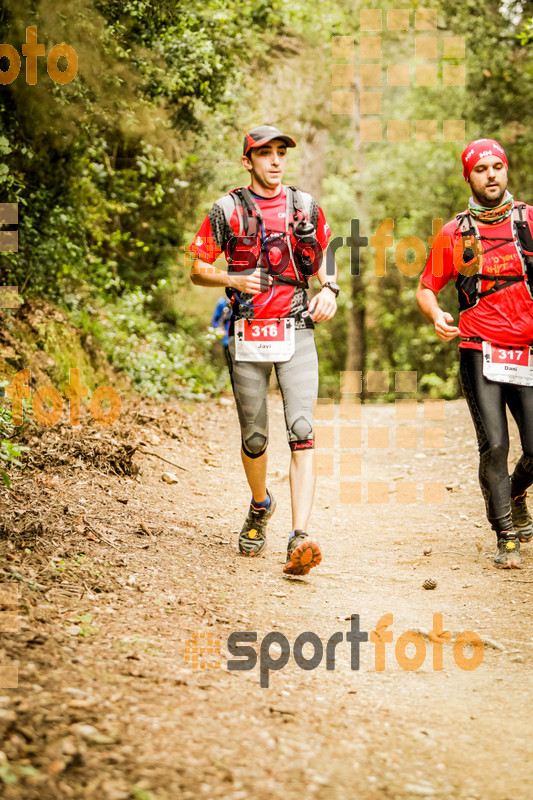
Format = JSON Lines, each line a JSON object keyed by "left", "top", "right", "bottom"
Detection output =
{"left": 189, "top": 126, "right": 338, "bottom": 575}
{"left": 417, "top": 138, "right": 533, "bottom": 569}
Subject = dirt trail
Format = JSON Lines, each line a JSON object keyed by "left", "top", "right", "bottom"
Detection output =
{"left": 1, "top": 393, "right": 533, "bottom": 800}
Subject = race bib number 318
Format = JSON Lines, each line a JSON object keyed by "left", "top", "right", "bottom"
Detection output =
{"left": 235, "top": 318, "right": 295, "bottom": 362}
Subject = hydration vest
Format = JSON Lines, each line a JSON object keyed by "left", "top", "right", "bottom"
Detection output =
{"left": 215, "top": 186, "right": 317, "bottom": 289}
{"left": 455, "top": 203, "right": 533, "bottom": 312}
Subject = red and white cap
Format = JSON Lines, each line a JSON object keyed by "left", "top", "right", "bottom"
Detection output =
{"left": 243, "top": 125, "right": 296, "bottom": 156}
{"left": 461, "top": 138, "right": 508, "bottom": 181}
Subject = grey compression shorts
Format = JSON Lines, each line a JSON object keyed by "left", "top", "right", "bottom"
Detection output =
{"left": 227, "top": 328, "right": 319, "bottom": 457}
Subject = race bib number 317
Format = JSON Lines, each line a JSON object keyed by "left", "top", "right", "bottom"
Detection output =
{"left": 482, "top": 342, "right": 533, "bottom": 386}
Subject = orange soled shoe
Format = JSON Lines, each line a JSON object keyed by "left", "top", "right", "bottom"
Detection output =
{"left": 283, "top": 530, "right": 322, "bottom": 575}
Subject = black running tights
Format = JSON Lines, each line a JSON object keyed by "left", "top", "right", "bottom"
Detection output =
{"left": 459, "top": 348, "right": 533, "bottom": 533}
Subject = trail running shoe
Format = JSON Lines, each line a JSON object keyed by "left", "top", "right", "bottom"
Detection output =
{"left": 494, "top": 532, "right": 523, "bottom": 569}
{"left": 283, "top": 530, "right": 322, "bottom": 576}
{"left": 511, "top": 492, "right": 533, "bottom": 543}
{"left": 238, "top": 489, "right": 276, "bottom": 557}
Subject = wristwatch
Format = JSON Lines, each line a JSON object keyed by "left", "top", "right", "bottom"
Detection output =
{"left": 322, "top": 282, "right": 340, "bottom": 297}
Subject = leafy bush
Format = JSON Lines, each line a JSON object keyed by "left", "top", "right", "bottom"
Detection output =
{"left": 0, "top": 406, "right": 27, "bottom": 489}
{"left": 71, "top": 285, "right": 228, "bottom": 400}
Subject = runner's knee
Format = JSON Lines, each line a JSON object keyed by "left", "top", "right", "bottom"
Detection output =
{"left": 288, "top": 417, "right": 314, "bottom": 451}
{"left": 291, "top": 416, "right": 313, "bottom": 442}
{"left": 480, "top": 442, "right": 508, "bottom": 467}
{"left": 242, "top": 433, "right": 267, "bottom": 458}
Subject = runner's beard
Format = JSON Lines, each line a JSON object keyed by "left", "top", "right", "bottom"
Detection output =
{"left": 473, "top": 184, "right": 506, "bottom": 207}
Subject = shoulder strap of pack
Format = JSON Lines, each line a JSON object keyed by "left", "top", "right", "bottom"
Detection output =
{"left": 217, "top": 188, "right": 263, "bottom": 237}
{"left": 455, "top": 210, "right": 477, "bottom": 237}
{"left": 286, "top": 186, "right": 320, "bottom": 239}
{"left": 284, "top": 186, "right": 299, "bottom": 235}
{"left": 236, "top": 187, "right": 263, "bottom": 229}
{"left": 513, "top": 203, "right": 533, "bottom": 252}
{"left": 286, "top": 185, "right": 304, "bottom": 214}
{"left": 215, "top": 193, "right": 244, "bottom": 237}
{"left": 286, "top": 185, "right": 314, "bottom": 222}
{"left": 512, "top": 203, "right": 533, "bottom": 299}
{"left": 454, "top": 212, "right": 483, "bottom": 296}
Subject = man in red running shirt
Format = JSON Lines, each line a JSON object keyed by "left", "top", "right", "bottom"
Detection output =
{"left": 189, "top": 125, "right": 338, "bottom": 575}
{"left": 417, "top": 138, "right": 533, "bottom": 569}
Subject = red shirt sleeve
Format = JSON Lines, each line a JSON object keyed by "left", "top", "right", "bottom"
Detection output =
{"left": 420, "top": 222, "right": 457, "bottom": 291}
{"left": 316, "top": 207, "right": 332, "bottom": 252}
{"left": 189, "top": 215, "right": 222, "bottom": 264}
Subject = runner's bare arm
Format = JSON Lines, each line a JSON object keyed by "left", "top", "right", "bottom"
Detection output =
{"left": 416, "top": 282, "right": 460, "bottom": 341}
{"left": 308, "top": 248, "right": 337, "bottom": 322}
{"left": 190, "top": 258, "right": 272, "bottom": 295}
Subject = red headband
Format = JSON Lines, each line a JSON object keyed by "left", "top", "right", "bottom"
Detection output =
{"left": 461, "top": 138, "right": 508, "bottom": 181}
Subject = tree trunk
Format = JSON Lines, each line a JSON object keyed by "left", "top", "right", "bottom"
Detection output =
{"left": 298, "top": 126, "right": 328, "bottom": 202}
{"left": 344, "top": 78, "right": 367, "bottom": 400}
{"left": 298, "top": 125, "right": 328, "bottom": 305}
{"left": 346, "top": 273, "right": 366, "bottom": 384}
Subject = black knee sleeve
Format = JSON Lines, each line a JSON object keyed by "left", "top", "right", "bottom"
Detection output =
{"left": 290, "top": 439, "right": 314, "bottom": 451}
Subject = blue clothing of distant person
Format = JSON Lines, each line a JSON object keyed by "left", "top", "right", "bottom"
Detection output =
{"left": 211, "top": 295, "right": 231, "bottom": 347}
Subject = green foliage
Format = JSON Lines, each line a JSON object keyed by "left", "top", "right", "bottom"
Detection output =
{"left": 338, "top": 0, "right": 533, "bottom": 397}
{"left": 0, "top": 0, "right": 293, "bottom": 301}
{"left": 315, "top": 293, "right": 349, "bottom": 398}
{"left": 71, "top": 285, "right": 228, "bottom": 399}
{"left": 3, "top": 0, "right": 533, "bottom": 402}
{"left": 130, "top": 786, "right": 155, "bottom": 800}
{"left": 439, "top": 0, "right": 533, "bottom": 196}
{"left": 0, "top": 761, "right": 39, "bottom": 786}
{"left": 519, "top": 16, "right": 533, "bottom": 45}
{"left": 0, "top": 406, "right": 27, "bottom": 489}
{"left": 0, "top": 0, "right": 308, "bottom": 399}
{"left": 72, "top": 613, "right": 98, "bottom": 637}
{"left": 94, "top": 0, "right": 289, "bottom": 119}
{"left": 362, "top": 140, "right": 465, "bottom": 397}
